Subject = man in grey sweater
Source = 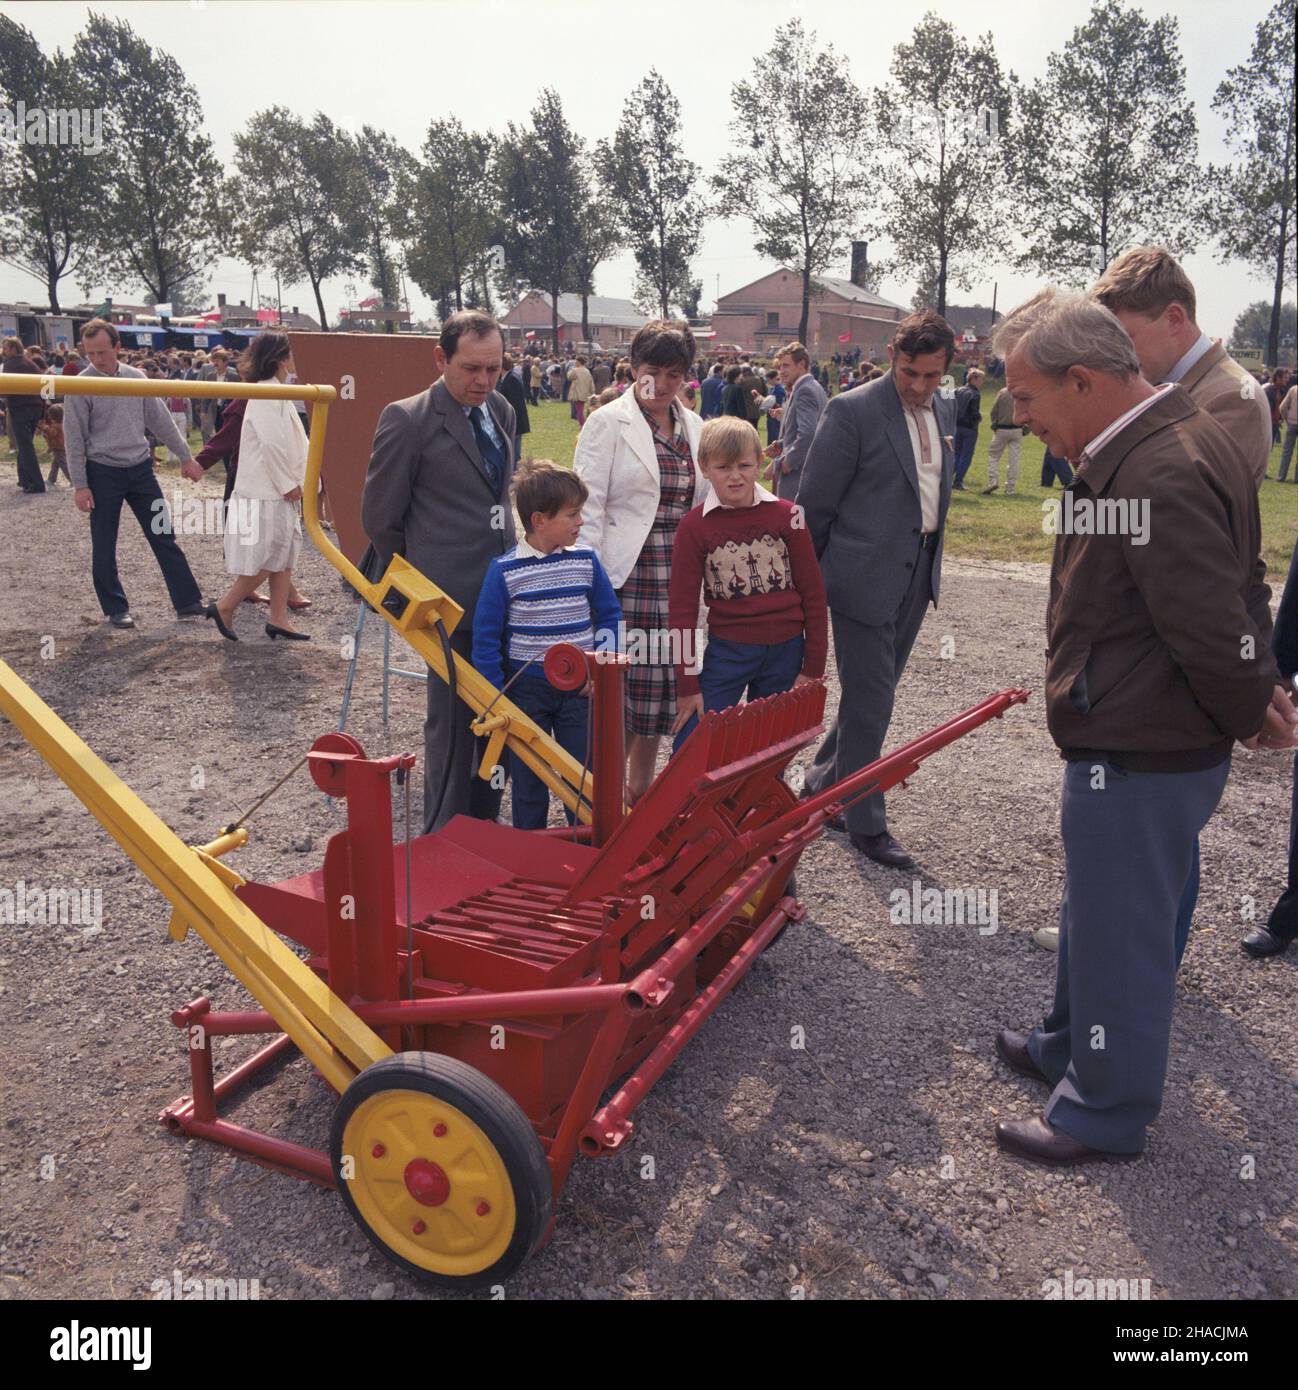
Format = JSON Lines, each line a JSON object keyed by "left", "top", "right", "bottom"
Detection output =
{"left": 64, "top": 319, "right": 206, "bottom": 629}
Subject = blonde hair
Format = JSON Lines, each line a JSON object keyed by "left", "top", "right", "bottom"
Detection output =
{"left": 698, "top": 416, "right": 762, "bottom": 469}
{"left": 1092, "top": 246, "right": 1197, "bottom": 323}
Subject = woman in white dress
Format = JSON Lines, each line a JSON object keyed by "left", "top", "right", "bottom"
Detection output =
{"left": 205, "top": 333, "right": 310, "bottom": 641}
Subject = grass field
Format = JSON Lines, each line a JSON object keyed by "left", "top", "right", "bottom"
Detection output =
{"left": 12, "top": 389, "right": 1293, "bottom": 580}
{"left": 522, "top": 391, "right": 1297, "bottom": 581}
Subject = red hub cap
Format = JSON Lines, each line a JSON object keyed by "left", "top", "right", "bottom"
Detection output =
{"left": 403, "top": 1158, "right": 450, "bottom": 1207}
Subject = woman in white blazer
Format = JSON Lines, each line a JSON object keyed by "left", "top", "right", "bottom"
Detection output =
{"left": 574, "top": 320, "right": 711, "bottom": 800}
{"left": 205, "top": 333, "right": 310, "bottom": 642}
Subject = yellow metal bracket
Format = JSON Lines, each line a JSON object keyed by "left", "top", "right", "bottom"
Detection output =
{"left": 0, "top": 659, "right": 390, "bottom": 1092}
{"left": 1, "top": 369, "right": 608, "bottom": 818}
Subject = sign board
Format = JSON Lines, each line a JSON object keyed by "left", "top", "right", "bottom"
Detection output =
{"left": 287, "top": 332, "right": 440, "bottom": 568}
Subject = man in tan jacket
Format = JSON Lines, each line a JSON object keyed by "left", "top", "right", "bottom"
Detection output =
{"left": 1092, "top": 246, "right": 1272, "bottom": 486}
{"left": 567, "top": 355, "right": 594, "bottom": 425}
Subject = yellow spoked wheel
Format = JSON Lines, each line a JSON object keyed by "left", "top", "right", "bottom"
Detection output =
{"left": 330, "top": 1053, "right": 553, "bottom": 1289}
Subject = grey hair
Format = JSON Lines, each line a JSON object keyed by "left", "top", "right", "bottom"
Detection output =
{"left": 991, "top": 289, "right": 1140, "bottom": 380}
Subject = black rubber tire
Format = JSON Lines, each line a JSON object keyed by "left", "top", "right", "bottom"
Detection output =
{"left": 330, "top": 1051, "right": 553, "bottom": 1290}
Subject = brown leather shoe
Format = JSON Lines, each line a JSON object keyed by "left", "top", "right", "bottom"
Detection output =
{"left": 849, "top": 831, "right": 914, "bottom": 869}
{"left": 995, "top": 1029, "right": 1050, "bottom": 1086}
{"left": 994, "top": 1115, "right": 1140, "bottom": 1166}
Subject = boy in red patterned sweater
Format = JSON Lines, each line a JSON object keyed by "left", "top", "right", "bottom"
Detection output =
{"left": 669, "top": 416, "right": 828, "bottom": 751}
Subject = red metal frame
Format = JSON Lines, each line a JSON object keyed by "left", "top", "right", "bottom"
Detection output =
{"left": 158, "top": 646, "right": 1028, "bottom": 1219}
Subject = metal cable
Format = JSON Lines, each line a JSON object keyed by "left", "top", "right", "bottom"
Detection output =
{"left": 223, "top": 754, "right": 310, "bottom": 833}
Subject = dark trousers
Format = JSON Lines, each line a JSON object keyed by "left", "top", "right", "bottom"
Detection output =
{"left": 803, "top": 544, "right": 935, "bottom": 835}
{"left": 953, "top": 425, "right": 978, "bottom": 485}
{"left": 423, "top": 624, "right": 505, "bottom": 833}
{"left": 86, "top": 460, "right": 202, "bottom": 617}
{"left": 1028, "top": 757, "right": 1230, "bottom": 1153}
{"left": 673, "top": 634, "right": 804, "bottom": 752}
{"left": 1041, "top": 450, "right": 1074, "bottom": 487}
{"left": 1264, "top": 752, "right": 1298, "bottom": 941}
{"left": 507, "top": 672, "right": 589, "bottom": 829}
{"left": 12, "top": 413, "right": 44, "bottom": 491}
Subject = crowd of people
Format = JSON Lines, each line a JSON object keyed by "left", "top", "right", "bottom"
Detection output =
{"left": 2, "top": 244, "right": 1296, "bottom": 1174}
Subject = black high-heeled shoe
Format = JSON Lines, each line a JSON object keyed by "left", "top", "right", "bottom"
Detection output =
{"left": 265, "top": 622, "right": 310, "bottom": 641}
{"left": 205, "top": 601, "right": 239, "bottom": 641}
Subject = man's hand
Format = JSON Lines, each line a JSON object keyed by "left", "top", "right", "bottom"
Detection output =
{"left": 763, "top": 441, "right": 782, "bottom": 459}
{"left": 671, "top": 692, "right": 704, "bottom": 735}
{"left": 793, "top": 673, "right": 814, "bottom": 687}
{"left": 284, "top": 485, "right": 303, "bottom": 502}
{"left": 1240, "top": 684, "right": 1298, "bottom": 750}
{"left": 74, "top": 487, "right": 94, "bottom": 513}
{"left": 180, "top": 459, "right": 203, "bottom": 482}
{"left": 770, "top": 405, "right": 784, "bottom": 420}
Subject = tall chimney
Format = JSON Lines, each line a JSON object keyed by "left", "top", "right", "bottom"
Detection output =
{"left": 850, "top": 241, "right": 869, "bottom": 289}
{"left": 217, "top": 292, "right": 226, "bottom": 308}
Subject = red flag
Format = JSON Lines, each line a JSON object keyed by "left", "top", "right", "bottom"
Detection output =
{"left": 524, "top": 330, "right": 536, "bottom": 340}
{"left": 837, "top": 333, "right": 851, "bottom": 342}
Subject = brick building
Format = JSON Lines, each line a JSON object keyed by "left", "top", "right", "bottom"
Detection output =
{"left": 712, "top": 263, "right": 908, "bottom": 359}
{"left": 501, "top": 291, "right": 649, "bottom": 352}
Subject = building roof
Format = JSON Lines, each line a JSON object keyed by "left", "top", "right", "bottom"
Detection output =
{"left": 517, "top": 291, "right": 649, "bottom": 330}
{"left": 716, "top": 269, "right": 907, "bottom": 314}
{"left": 814, "top": 277, "right": 908, "bottom": 312}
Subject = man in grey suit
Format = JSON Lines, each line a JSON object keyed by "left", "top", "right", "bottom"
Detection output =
{"left": 797, "top": 310, "right": 958, "bottom": 868}
{"left": 362, "top": 309, "right": 517, "bottom": 833}
{"left": 765, "top": 340, "right": 828, "bottom": 502}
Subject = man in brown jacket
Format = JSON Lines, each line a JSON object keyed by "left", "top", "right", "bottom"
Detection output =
{"left": 1092, "top": 246, "right": 1272, "bottom": 486}
{"left": 1022, "top": 247, "right": 1278, "bottom": 960}
{"left": 987, "top": 290, "right": 1294, "bottom": 1165}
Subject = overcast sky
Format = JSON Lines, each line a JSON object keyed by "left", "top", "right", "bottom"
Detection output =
{"left": 3, "top": 0, "right": 1289, "bottom": 337}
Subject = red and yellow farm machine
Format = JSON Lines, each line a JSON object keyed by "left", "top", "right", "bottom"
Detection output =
{"left": 0, "top": 371, "right": 1028, "bottom": 1288}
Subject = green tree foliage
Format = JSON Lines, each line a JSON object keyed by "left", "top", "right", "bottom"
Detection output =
{"left": 353, "top": 126, "right": 416, "bottom": 320}
{"left": 72, "top": 13, "right": 223, "bottom": 311}
{"left": 1006, "top": 0, "right": 1200, "bottom": 283}
{"left": 0, "top": 17, "right": 102, "bottom": 313}
{"left": 873, "top": 14, "right": 1013, "bottom": 318}
{"left": 1206, "top": 0, "right": 1297, "bottom": 367}
{"left": 602, "top": 70, "right": 705, "bottom": 319}
{"left": 1231, "top": 299, "right": 1296, "bottom": 359}
{"left": 496, "top": 89, "right": 585, "bottom": 351}
{"left": 230, "top": 107, "right": 368, "bottom": 331}
{"left": 713, "top": 18, "right": 878, "bottom": 346}
{"left": 398, "top": 117, "right": 497, "bottom": 317}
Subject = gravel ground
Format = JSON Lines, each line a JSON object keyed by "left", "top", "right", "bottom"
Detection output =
{"left": 1, "top": 464, "right": 1295, "bottom": 1302}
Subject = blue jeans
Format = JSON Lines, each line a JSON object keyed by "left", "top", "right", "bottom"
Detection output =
{"left": 86, "top": 460, "right": 202, "bottom": 617}
{"left": 672, "top": 634, "right": 804, "bottom": 753}
{"left": 953, "top": 425, "right": 978, "bottom": 485}
{"left": 1041, "top": 450, "right": 1074, "bottom": 487}
{"left": 507, "top": 671, "right": 590, "bottom": 829}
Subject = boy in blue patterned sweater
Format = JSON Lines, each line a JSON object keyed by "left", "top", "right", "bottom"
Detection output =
{"left": 473, "top": 459, "right": 622, "bottom": 829}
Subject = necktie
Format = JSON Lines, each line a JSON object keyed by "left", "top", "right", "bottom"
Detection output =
{"left": 908, "top": 405, "right": 933, "bottom": 471}
{"left": 469, "top": 405, "right": 506, "bottom": 497}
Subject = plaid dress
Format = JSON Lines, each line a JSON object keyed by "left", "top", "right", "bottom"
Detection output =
{"left": 618, "top": 402, "right": 697, "bottom": 737}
